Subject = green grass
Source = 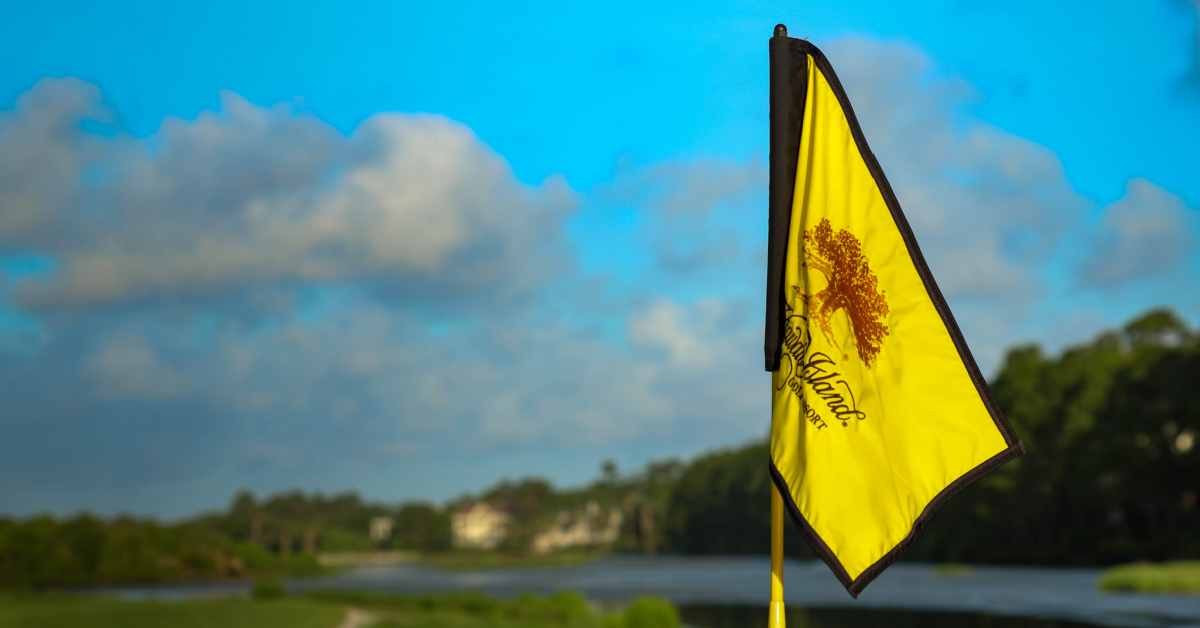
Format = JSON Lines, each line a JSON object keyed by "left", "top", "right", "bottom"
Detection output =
{"left": 0, "top": 594, "right": 343, "bottom": 628}
{"left": 1098, "top": 561, "right": 1200, "bottom": 593}
{"left": 306, "top": 589, "right": 595, "bottom": 628}
{"left": 305, "top": 590, "right": 679, "bottom": 628}
{"left": 0, "top": 588, "right": 679, "bottom": 628}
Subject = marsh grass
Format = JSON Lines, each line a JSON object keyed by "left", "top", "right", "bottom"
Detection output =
{"left": 304, "top": 590, "right": 679, "bottom": 628}
{"left": 1098, "top": 561, "right": 1200, "bottom": 593}
{"left": 0, "top": 593, "right": 342, "bottom": 628}
{"left": 931, "top": 564, "right": 973, "bottom": 577}
{"left": 0, "top": 587, "right": 680, "bottom": 628}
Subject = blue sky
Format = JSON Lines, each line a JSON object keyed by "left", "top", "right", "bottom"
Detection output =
{"left": 1, "top": 0, "right": 1198, "bottom": 518}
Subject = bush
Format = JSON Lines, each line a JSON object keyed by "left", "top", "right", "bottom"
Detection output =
{"left": 622, "top": 597, "right": 679, "bottom": 628}
{"left": 548, "top": 591, "right": 592, "bottom": 623}
{"left": 252, "top": 579, "right": 286, "bottom": 600}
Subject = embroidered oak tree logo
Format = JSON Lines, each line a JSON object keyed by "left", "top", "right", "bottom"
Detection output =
{"left": 795, "top": 218, "right": 890, "bottom": 368}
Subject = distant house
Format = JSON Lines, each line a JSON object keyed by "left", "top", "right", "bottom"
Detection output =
{"left": 369, "top": 516, "right": 394, "bottom": 546}
{"left": 531, "top": 500, "right": 623, "bottom": 554}
{"left": 451, "top": 502, "right": 512, "bottom": 550}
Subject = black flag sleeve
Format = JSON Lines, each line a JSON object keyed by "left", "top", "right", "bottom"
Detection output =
{"left": 765, "top": 26, "right": 809, "bottom": 371}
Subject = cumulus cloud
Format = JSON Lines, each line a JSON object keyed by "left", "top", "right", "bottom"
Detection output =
{"left": 826, "top": 38, "right": 1087, "bottom": 303}
{"left": 588, "top": 38, "right": 1126, "bottom": 372}
{"left": 601, "top": 158, "right": 767, "bottom": 218}
{"left": 85, "top": 332, "right": 192, "bottom": 399}
{"left": 591, "top": 158, "right": 767, "bottom": 273}
{"left": 628, "top": 298, "right": 719, "bottom": 367}
{"left": 806, "top": 38, "right": 1192, "bottom": 370}
{"left": 462, "top": 296, "right": 759, "bottom": 448}
{"left": 0, "top": 78, "right": 113, "bottom": 241}
{"left": 2, "top": 79, "right": 574, "bottom": 307}
{"left": 30, "top": 291, "right": 759, "bottom": 479}
{"left": 0, "top": 79, "right": 767, "bottom": 505}
{"left": 1080, "top": 179, "right": 1197, "bottom": 285}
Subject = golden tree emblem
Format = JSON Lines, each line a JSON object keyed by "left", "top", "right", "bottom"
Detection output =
{"left": 795, "top": 218, "right": 890, "bottom": 367}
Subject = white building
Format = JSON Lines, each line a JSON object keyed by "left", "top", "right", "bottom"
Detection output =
{"left": 451, "top": 501, "right": 512, "bottom": 549}
{"left": 531, "top": 500, "right": 623, "bottom": 554}
{"left": 369, "top": 516, "right": 394, "bottom": 546}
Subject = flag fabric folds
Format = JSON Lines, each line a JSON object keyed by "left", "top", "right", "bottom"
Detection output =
{"left": 765, "top": 35, "right": 1024, "bottom": 598}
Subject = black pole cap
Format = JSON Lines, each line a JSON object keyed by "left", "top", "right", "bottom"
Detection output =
{"left": 774, "top": 24, "right": 787, "bottom": 38}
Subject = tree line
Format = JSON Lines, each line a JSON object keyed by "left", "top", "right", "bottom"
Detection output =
{"left": 910, "top": 308, "right": 1199, "bottom": 564}
{"left": 0, "top": 462, "right": 680, "bottom": 587}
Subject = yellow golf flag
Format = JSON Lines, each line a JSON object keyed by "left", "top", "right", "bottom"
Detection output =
{"left": 765, "top": 36, "right": 1024, "bottom": 598}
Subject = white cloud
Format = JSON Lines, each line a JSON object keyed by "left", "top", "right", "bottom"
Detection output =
{"left": 1080, "top": 178, "right": 1197, "bottom": 285}
{"left": 590, "top": 158, "right": 768, "bottom": 273}
{"left": 85, "top": 333, "right": 192, "bottom": 399}
{"left": 2, "top": 81, "right": 574, "bottom": 307}
{"left": 826, "top": 37, "right": 1087, "bottom": 304}
{"left": 628, "top": 298, "right": 716, "bottom": 367}
{"left": 0, "top": 78, "right": 111, "bottom": 242}
{"left": 812, "top": 38, "right": 1197, "bottom": 371}
{"left": 57, "top": 293, "right": 759, "bottom": 459}
{"left": 600, "top": 158, "right": 767, "bottom": 218}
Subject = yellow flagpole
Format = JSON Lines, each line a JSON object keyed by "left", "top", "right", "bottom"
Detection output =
{"left": 769, "top": 482, "right": 785, "bottom": 628}
{"left": 769, "top": 22, "right": 789, "bottom": 627}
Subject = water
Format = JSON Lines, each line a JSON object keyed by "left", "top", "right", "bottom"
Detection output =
{"left": 98, "top": 556, "right": 1200, "bottom": 628}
